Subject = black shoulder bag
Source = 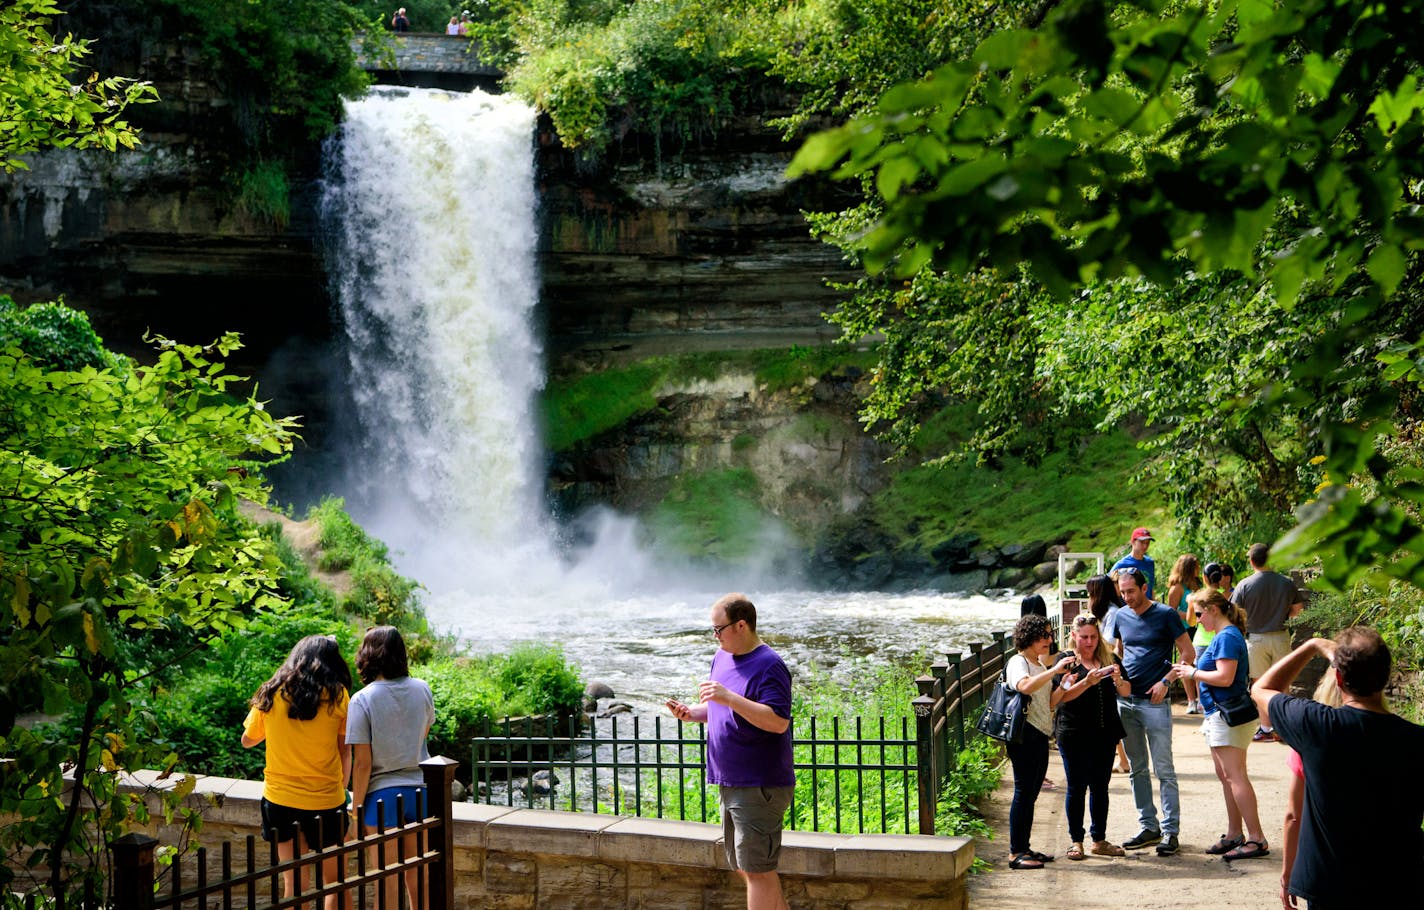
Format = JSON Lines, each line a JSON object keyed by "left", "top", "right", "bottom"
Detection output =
{"left": 975, "top": 667, "right": 1030, "bottom": 744}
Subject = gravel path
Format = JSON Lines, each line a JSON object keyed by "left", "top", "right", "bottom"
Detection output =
{"left": 968, "top": 709, "right": 1291, "bottom": 909}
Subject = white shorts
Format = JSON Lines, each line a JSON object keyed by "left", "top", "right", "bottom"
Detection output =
{"left": 1202, "top": 710, "right": 1256, "bottom": 750}
{"left": 1247, "top": 630, "right": 1292, "bottom": 678}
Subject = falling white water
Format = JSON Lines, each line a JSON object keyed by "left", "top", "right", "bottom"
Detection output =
{"left": 319, "top": 87, "right": 1022, "bottom": 699}
{"left": 324, "top": 87, "right": 554, "bottom": 589}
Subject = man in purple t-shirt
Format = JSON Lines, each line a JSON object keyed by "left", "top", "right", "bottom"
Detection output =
{"left": 666, "top": 593, "right": 794, "bottom": 910}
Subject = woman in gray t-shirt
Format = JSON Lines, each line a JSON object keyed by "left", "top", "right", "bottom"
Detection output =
{"left": 347, "top": 626, "right": 434, "bottom": 908}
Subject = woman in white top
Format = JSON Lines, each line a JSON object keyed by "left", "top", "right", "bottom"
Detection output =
{"left": 446, "top": 16, "right": 460, "bottom": 34}
{"left": 1005, "top": 614, "right": 1074, "bottom": 869}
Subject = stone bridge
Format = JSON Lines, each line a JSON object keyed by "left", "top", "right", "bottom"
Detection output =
{"left": 353, "top": 33, "right": 503, "bottom": 91}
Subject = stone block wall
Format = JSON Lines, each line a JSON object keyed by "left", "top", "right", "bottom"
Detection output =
{"left": 114, "top": 771, "right": 973, "bottom": 910}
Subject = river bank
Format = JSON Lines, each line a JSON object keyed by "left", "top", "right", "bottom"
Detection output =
{"left": 970, "top": 710, "right": 1290, "bottom": 908}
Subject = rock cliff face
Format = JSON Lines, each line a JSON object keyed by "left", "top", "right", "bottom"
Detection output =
{"left": 0, "top": 55, "right": 948, "bottom": 582}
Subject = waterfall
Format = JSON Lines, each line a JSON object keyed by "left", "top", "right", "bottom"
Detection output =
{"left": 323, "top": 87, "right": 555, "bottom": 590}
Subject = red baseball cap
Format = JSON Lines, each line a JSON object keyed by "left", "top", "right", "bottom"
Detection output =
{"left": 1131, "top": 527, "right": 1154, "bottom": 541}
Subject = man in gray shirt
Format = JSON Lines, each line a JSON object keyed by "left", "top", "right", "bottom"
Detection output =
{"left": 1230, "top": 543, "right": 1302, "bottom": 742}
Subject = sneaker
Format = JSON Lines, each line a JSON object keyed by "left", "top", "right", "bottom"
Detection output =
{"left": 1252, "top": 727, "right": 1278, "bottom": 743}
{"left": 1185, "top": 702, "right": 1200, "bottom": 715}
{"left": 1122, "top": 829, "right": 1162, "bottom": 850}
{"left": 1156, "top": 834, "right": 1180, "bottom": 856}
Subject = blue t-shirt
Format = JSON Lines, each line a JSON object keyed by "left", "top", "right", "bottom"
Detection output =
{"left": 1113, "top": 602, "right": 1187, "bottom": 696}
{"left": 706, "top": 644, "right": 795, "bottom": 788}
{"left": 1111, "top": 554, "right": 1157, "bottom": 598}
{"left": 1195, "top": 625, "right": 1248, "bottom": 715}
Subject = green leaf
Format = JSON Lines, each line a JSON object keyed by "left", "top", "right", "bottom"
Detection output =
{"left": 973, "top": 30, "right": 1034, "bottom": 69}
{"left": 935, "top": 154, "right": 1009, "bottom": 196}
{"left": 1366, "top": 243, "right": 1407, "bottom": 296}
{"left": 877, "top": 156, "right": 921, "bottom": 201}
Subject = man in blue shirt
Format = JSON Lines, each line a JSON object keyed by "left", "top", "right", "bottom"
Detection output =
{"left": 1113, "top": 568, "right": 1193, "bottom": 856}
{"left": 1111, "top": 527, "right": 1157, "bottom": 599}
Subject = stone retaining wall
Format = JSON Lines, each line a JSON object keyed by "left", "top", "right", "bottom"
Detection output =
{"left": 120, "top": 771, "right": 973, "bottom": 909}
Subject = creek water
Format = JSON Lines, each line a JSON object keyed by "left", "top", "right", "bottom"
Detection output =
{"left": 319, "top": 87, "right": 1017, "bottom": 707}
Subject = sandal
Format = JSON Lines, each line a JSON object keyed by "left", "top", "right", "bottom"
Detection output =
{"left": 1009, "top": 854, "right": 1045, "bottom": 870}
{"left": 1223, "top": 840, "right": 1270, "bottom": 861}
{"left": 1041, "top": 778, "right": 1059, "bottom": 791}
{"left": 1028, "top": 850, "right": 1055, "bottom": 863}
{"left": 1091, "top": 841, "right": 1125, "bottom": 857}
{"left": 1066, "top": 842, "right": 1085, "bottom": 861}
{"left": 1205, "top": 834, "right": 1244, "bottom": 855}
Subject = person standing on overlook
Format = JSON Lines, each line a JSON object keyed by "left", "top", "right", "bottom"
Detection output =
{"left": 1113, "top": 568, "right": 1194, "bottom": 856}
{"left": 1232, "top": 543, "right": 1303, "bottom": 743}
{"left": 666, "top": 594, "right": 794, "bottom": 910}
{"left": 391, "top": 7, "right": 409, "bottom": 31}
{"left": 1252, "top": 628, "right": 1424, "bottom": 907}
{"left": 1111, "top": 527, "right": 1157, "bottom": 598}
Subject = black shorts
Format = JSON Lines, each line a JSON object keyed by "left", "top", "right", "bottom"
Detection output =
{"left": 260, "top": 798, "right": 348, "bottom": 849}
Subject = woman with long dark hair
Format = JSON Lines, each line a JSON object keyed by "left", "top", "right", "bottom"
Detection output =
{"left": 348, "top": 626, "right": 435, "bottom": 910}
{"left": 242, "top": 635, "right": 353, "bottom": 908}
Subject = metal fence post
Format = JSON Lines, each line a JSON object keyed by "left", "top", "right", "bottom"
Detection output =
{"left": 912, "top": 692, "right": 936, "bottom": 835}
{"left": 110, "top": 833, "right": 158, "bottom": 910}
{"left": 929, "top": 658, "right": 953, "bottom": 778}
{"left": 945, "top": 651, "right": 965, "bottom": 752}
{"left": 422, "top": 755, "right": 459, "bottom": 910}
{"left": 967, "top": 641, "right": 985, "bottom": 715}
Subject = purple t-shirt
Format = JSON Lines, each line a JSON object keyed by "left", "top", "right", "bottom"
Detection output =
{"left": 706, "top": 643, "right": 794, "bottom": 788}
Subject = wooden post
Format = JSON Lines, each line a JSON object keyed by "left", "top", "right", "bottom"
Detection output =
{"left": 110, "top": 833, "right": 158, "bottom": 910}
{"left": 421, "top": 755, "right": 459, "bottom": 910}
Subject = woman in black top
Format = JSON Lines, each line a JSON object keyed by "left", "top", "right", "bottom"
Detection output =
{"left": 1051, "top": 613, "right": 1132, "bottom": 859}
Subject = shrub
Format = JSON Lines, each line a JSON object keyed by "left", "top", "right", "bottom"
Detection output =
{"left": 306, "top": 497, "right": 425, "bottom": 632}
{"left": 0, "top": 295, "right": 122, "bottom": 372}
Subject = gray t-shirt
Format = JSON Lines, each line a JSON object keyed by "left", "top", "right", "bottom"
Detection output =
{"left": 1231, "top": 570, "right": 1301, "bottom": 634}
{"left": 346, "top": 676, "right": 435, "bottom": 792}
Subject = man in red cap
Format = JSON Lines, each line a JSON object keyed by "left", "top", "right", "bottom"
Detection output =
{"left": 1111, "top": 527, "right": 1157, "bottom": 599}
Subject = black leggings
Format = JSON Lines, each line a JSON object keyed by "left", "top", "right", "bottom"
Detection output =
{"left": 1005, "top": 724, "right": 1050, "bottom": 854}
{"left": 1057, "top": 732, "right": 1117, "bottom": 843}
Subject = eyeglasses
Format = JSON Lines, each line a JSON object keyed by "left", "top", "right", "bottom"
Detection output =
{"left": 712, "top": 621, "right": 739, "bottom": 638}
{"left": 1073, "top": 614, "right": 1099, "bottom": 626}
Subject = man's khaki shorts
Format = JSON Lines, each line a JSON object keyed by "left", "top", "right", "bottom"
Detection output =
{"left": 720, "top": 785, "right": 794, "bottom": 873}
{"left": 1247, "top": 629, "right": 1293, "bottom": 678}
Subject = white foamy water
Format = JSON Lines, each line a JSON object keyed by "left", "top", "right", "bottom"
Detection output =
{"left": 324, "top": 87, "right": 552, "bottom": 589}
{"left": 321, "top": 87, "right": 1020, "bottom": 700}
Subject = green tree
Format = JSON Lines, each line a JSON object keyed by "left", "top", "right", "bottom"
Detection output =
{"left": 0, "top": 0, "right": 156, "bottom": 172}
{"left": 791, "top": 0, "right": 1424, "bottom": 588}
{"left": 0, "top": 318, "right": 299, "bottom": 905}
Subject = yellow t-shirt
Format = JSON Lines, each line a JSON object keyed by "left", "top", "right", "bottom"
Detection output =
{"left": 243, "top": 689, "right": 348, "bottom": 810}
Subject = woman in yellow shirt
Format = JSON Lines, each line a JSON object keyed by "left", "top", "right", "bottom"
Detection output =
{"left": 242, "top": 635, "right": 353, "bottom": 907}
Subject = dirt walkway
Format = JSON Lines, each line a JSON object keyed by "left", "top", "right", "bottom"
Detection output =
{"left": 968, "top": 710, "right": 1290, "bottom": 909}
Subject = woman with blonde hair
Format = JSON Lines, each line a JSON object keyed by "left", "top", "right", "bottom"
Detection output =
{"left": 1167, "top": 554, "right": 1204, "bottom": 713}
{"left": 1050, "top": 613, "right": 1131, "bottom": 860}
{"left": 1169, "top": 591, "right": 1268, "bottom": 861}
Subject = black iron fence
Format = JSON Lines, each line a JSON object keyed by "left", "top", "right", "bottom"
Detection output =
{"left": 471, "top": 627, "right": 1031, "bottom": 835}
{"left": 108, "top": 757, "right": 458, "bottom": 910}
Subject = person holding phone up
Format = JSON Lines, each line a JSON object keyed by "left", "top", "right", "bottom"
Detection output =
{"left": 1051, "top": 613, "right": 1132, "bottom": 860}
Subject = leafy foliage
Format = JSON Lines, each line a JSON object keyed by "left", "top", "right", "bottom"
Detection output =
{"left": 505, "top": 0, "right": 775, "bottom": 152}
{"left": 790, "top": 0, "right": 1424, "bottom": 590}
{"left": 307, "top": 497, "right": 424, "bottom": 628}
{"left": 0, "top": 0, "right": 156, "bottom": 172}
{"left": 419, "top": 646, "right": 584, "bottom": 765}
{"left": 0, "top": 324, "right": 299, "bottom": 902}
{"left": 0, "top": 296, "right": 121, "bottom": 372}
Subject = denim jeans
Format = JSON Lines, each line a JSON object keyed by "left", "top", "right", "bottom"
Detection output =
{"left": 1005, "top": 723, "right": 1050, "bottom": 854}
{"left": 1057, "top": 732, "right": 1116, "bottom": 843}
{"left": 1117, "top": 696, "right": 1179, "bottom": 835}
